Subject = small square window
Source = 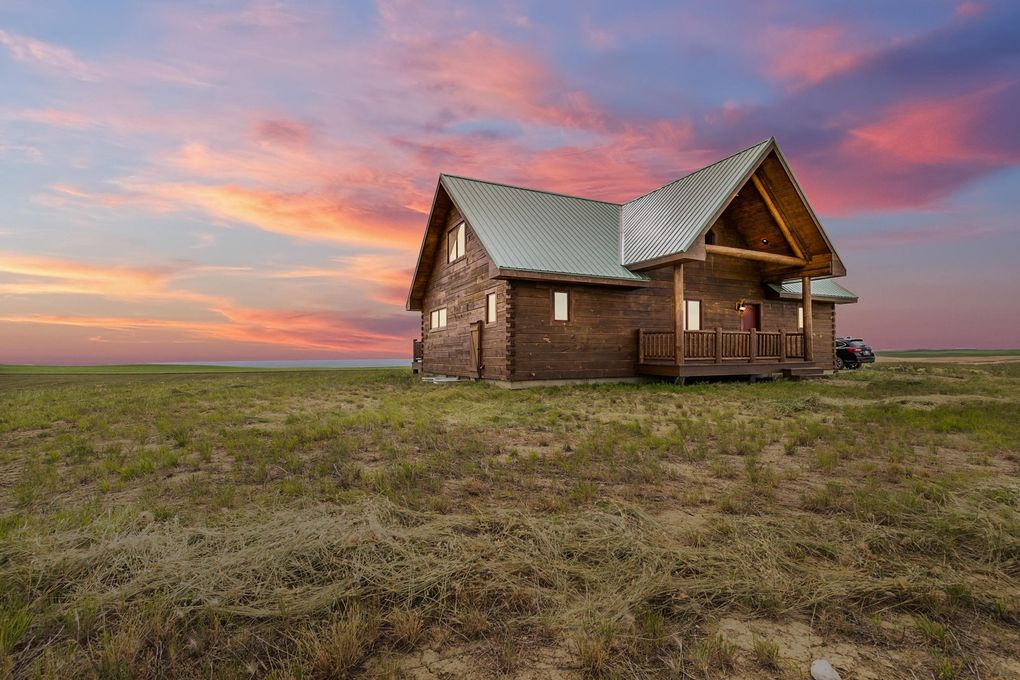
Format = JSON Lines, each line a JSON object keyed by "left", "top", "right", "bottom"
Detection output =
{"left": 553, "top": 291, "right": 569, "bottom": 321}
{"left": 430, "top": 308, "right": 447, "bottom": 330}
{"left": 486, "top": 292, "right": 497, "bottom": 324}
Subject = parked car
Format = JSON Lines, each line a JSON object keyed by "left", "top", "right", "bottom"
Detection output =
{"left": 835, "top": 337, "right": 875, "bottom": 370}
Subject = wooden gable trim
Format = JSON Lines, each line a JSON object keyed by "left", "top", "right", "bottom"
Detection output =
{"left": 406, "top": 179, "right": 500, "bottom": 310}
{"left": 406, "top": 179, "right": 449, "bottom": 311}
{"left": 767, "top": 144, "right": 847, "bottom": 277}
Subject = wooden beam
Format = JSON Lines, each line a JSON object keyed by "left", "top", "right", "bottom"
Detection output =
{"left": 751, "top": 174, "right": 806, "bottom": 260}
{"left": 706, "top": 244, "right": 807, "bottom": 267}
{"left": 673, "top": 263, "right": 684, "bottom": 366}
{"left": 802, "top": 276, "right": 814, "bottom": 363}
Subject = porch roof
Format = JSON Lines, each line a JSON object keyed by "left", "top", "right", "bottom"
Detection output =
{"left": 767, "top": 278, "right": 858, "bottom": 303}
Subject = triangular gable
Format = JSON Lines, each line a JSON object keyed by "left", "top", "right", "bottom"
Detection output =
{"left": 406, "top": 179, "right": 455, "bottom": 311}
{"left": 621, "top": 139, "right": 772, "bottom": 267}
{"left": 621, "top": 138, "right": 846, "bottom": 279}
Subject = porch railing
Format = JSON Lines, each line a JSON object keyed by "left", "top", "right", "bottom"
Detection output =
{"left": 638, "top": 328, "right": 806, "bottom": 364}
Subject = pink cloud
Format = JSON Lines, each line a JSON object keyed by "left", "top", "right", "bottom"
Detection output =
{"left": 761, "top": 24, "right": 871, "bottom": 90}
{"left": 7, "top": 108, "right": 95, "bottom": 128}
{"left": 0, "top": 28, "right": 97, "bottom": 80}
{"left": 955, "top": 2, "right": 987, "bottom": 17}
{"left": 251, "top": 118, "right": 313, "bottom": 149}
{"left": 845, "top": 83, "right": 1018, "bottom": 165}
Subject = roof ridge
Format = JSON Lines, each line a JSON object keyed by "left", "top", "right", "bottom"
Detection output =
{"left": 623, "top": 137, "right": 774, "bottom": 205}
{"left": 440, "top": 173, "right": 622, "bottom": 207}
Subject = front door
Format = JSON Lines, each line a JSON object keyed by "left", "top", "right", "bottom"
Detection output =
{"left": 740, "top": 303, "right": 760, "bottom": 331}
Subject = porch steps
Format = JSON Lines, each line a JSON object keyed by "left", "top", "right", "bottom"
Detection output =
{"left": 781, "top": 365, "right": 826, "bottom": 380}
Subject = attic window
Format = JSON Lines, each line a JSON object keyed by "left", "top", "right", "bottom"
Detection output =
{"left": 448, "top": 222, "right": 466, "bottom": 262}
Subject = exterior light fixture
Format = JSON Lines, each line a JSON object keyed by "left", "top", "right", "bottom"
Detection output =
{"left": 736, "top": 300, "right": 747, "bottom": 313}
{"left": 761, "top": 238, "right": 769, "bottom": 245}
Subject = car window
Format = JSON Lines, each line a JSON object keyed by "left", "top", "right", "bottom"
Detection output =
{"left": 849, "top": 341, "right": 867, "bottom": 348}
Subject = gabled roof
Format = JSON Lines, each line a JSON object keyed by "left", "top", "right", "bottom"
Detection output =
{"left": 408, "top": 137, "right": 850, "bottom": 309}
{"left": 768, "top": 278, "right": 858, "bottom": 304}
{"left": 439, "top": 175, "right": 646, "bottom": 282}
{"left": 621, "top": 139, "right": 772, "bottom": 266}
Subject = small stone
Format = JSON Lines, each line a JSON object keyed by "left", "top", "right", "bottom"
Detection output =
{"left": 810, "top": 659, "right": 842, "bottom": 680}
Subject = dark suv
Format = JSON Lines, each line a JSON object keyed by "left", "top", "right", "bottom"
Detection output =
{"left": 835, "top": 337, "right": 875, "bottom": 370}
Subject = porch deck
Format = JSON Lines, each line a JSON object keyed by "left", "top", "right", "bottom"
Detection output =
{"left": 637, "top": 328, "right": 818, "bottom": 378}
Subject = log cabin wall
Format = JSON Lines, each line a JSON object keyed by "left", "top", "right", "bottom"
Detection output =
{"left": 507, "top": 268, "right": 673, "bottom": 381}
{"left": 421, "top": 206, "right": 509, "bottom": 379}
{"left": 506, "top": 213, "right": 838, "bottom": 380}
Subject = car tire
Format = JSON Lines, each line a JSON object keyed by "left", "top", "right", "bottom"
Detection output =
{"left": 835, "top": 356, "right": 845, "bottom": 371}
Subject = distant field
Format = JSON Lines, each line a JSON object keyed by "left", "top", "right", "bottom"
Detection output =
{"left": 0, "top": 363, "right": 258, "bottom": 374}
{"left": 1, "top": 365, "right": 1019, "bottom": 678}
{"left": 880, "top": 349, "right": 1020, "bottom": 358}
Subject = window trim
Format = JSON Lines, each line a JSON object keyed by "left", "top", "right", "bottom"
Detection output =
{"left": 430, "top": 307, "right": 448, "bottom": 331}
{"left": 447, "top": 221, "right": 466, "bottom": 263}
{"left": 684, "top": 299, "right": 702, "bottom": 331}
{"left": 485, "top": 291, "right": 497, "bottom": 325}
{"left": 552, "top": 290, "right": 569, "bottom": 322}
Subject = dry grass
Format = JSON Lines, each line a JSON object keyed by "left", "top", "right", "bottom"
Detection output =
{"left": 1, "top": 363, "right": 1019, "bottom": 678}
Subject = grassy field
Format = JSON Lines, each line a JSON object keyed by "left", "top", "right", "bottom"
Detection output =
{"left": 1, "top": 364, "right": 1018, "bottom": 679}
{"left": 878, "top": 349, "right": 1020, "bottom": 358}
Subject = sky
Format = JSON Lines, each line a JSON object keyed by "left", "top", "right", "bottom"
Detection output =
{"left": 1, "top": 0, "right": 1018, "bottom": 363}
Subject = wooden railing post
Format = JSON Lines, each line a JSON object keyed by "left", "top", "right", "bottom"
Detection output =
{"left": 749, "top": 328, "right": 757, "bottom": 363}
{"left": 779, "top": 328, "right": 786, "bottom": 363}
{"left": 673, "top": 264, "right": 685, "bottom": 366}
{"left": 715, "top": 327, "right": 723, "bottom": 363}
{"left": 638, "top": 329, "right": 645, "bottom": 365}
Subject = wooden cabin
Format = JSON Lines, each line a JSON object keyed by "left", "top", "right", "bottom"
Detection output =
{"left": 406, "top": 138, "right": 857, "bottom": 385}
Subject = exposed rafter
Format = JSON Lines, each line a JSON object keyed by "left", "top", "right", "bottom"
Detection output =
{"left": 750, "top": 174, "right": 807, "bottom": 260}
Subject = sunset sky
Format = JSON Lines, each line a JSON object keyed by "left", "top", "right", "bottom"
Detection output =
{"left": 1, "top": 0, "right": 1018, "bottom": 363}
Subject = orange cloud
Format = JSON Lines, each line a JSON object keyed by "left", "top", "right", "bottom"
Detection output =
{"left": 0, "top": 305, "right": 410, "bottom": 356}
{"left": 0, "top": 252, "right": 223, "bottom": 306}
{"left": 139, "top": 183, "right": 421, "bottom": 247}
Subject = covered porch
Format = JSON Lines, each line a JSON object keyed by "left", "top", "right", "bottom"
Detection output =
{"left": 636, "top": 249, "right": 823, "bottom": 378}
{"left": 637, "top": 327, "right": 817, "bottom": 377}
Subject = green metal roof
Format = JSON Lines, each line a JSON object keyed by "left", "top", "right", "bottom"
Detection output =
{"left": 440, "top": 174, "right": 646, "bottom": 282}
{"left": 621, "top": 139, "right": 773, "bottom": 266}
{"left": 421, "top": 138, "right": 843, "bottom": 288}
{"left": 767, "top": 278, "right": 858, "bottom": 303}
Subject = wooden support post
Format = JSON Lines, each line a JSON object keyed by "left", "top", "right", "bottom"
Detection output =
{"left": 749, "top": 328, "right": 757, "bottom": 363}
{"left": 779, "top": 329, "right": 786, "bottom": 363}
{"left": 802, "top": 276, "right": 814, "bottom": 362}
{"left": 715, "top": 327, "right": 723, "bottom": 364}
{"left": 637, "top": 329, "right": 645, "bottom": 365}
{"left": 673, "top": 263, "right": 684, "bottom": 366}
